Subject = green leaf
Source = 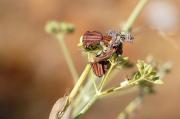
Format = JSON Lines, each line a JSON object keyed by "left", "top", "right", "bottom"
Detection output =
{"left": 151, "top": 76, "right": 160, "bottom": 81}
{"left": 147, "top": 71, "right": 156, "bottom": 76}
{"left": 133, "top": 72, "right": 141, "bottom": 80}
{"left": 137, "top": 60, "right": 144, "bottom": 73}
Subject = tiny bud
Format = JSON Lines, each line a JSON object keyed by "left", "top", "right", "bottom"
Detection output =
{"left": 59, "top": 22, "right": 75, "bottom": 33}
{"left": 45, "top": 21, "right": 60, "bottom": 34}
{"left": 45, "top": 21, "right": 75, "bottom": 35}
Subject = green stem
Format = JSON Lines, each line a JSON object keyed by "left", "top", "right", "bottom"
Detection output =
{"left": 69, "top": 64, "right": 91, "bottom": 102}
{"left": 98, "top": 76, "right": 144, "bottom": 98}
{"left": 79, "top": 95, "right": 98, "bottom": 115}
{"left": 72, "top": 79, "right": 93, "bottom": 108}
{"left": 98, "top": 86, "right": 137, "bottom": 99}
{"left": 91, "top": 74, "right": 99, "bottom": 93}
{"left": 117, "top": 96, "right": 144, "bottom": 119}
{"left": 72, "top": 73, "right": 100, "bottom": 116}
{"left": 56, "top": 34, "right": 79, "bottom": 82}
{"left": 122, "top": 0, "right": 149, "bottom": 32}
{"left": 75, "top": 77, "right": 142, "bottom": 118}
{"left": 57, "top": 64, "right": 91, "bottom": 118}
{"left": 98, "top": 63, "right": 116, "bottom": 91}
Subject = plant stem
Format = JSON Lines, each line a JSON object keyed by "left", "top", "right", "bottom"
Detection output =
{"left": 98, "top": 63, "right": 116, "bottom": 91}
{"left": 91, "top": 75, "right": 99, "bottom": 93}
{"left": 98, "top": 86, "right": 138, "bottom": 99}
{"left": 79, "top": 95, "right": 98, "bottom": 115}
{"left": 57, "top": 64, "right": 91, "bottom": 118}
{"left": 75, "top": 78, "right": 142, "bottom": 118}
{"left": 117, "top": 95, "right": 144, "bottom": 119}
{"left": 78, "top": 81, "right": 138, "bottom": 116}
{"left": 72, "top": 74, "right": 100, "bottom": 116}
{"left": 122, "top": 0, "right": 149, "bottom": 32}
{"left": 68, "top": 64, "right": 91, "bottom": 102}
{"left": 56, "top": 34, "right": 79, "bottom": 82}
{"left": 98, "top": 75, "right": 144, "bottom": 98}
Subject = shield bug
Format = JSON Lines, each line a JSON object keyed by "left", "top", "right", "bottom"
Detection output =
{"left": 91, "top": 61, "right": 110, "bottom": 77}
{"left": 90, "top": 49, "right": 116, "bottom": 77}
{"left": 82, "top": 31, "right": 103, "bottom": 50}
{"left": 82, "top": 30, "right": 134, "bottom": 77}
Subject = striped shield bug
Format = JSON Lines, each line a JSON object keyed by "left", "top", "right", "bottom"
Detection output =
{"left": 82, "top": 30, "right": 134, "bottom": 77}
{"left": 82, "top": 31, "right": 103, "bottom": 50}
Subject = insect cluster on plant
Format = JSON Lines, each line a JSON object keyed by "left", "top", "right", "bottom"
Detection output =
{"left": 81, "top": 30, "right": 134, "bottom": 77}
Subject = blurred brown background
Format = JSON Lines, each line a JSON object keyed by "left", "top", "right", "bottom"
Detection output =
{"left": 0, "top": 0, "right": 180, "bottom": 119}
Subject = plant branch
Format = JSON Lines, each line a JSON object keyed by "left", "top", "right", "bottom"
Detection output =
{"left": 68, "top": 64, "right": 91, "bottom": 102}
{"left": 72, "top": 74, "right": 100, "bottom": 117}
{"left": 98, "top": 63, "right": 116, "bottom": 91}
{"left": 98, "top": 75, "right": 143, "bottom": 98}
{"left": 98, "top": 86, "right": 138, "bottom": 99}
{"left": 56, "top": 34, "right": 79, "bottom": 82}
{"left": 79, "top": 95, "right": 98, "bottom": 115}
{"left": 117, "top": 95, "right": 144, "bottom": 119}
{"left": 57, "top": 64, "right": 91, "bottom": 118}
{"left": 91, "top": 76, "right": 99, "bottom": 93}
{"left": 122, "top": 0, "right": 149, "bottom": 32}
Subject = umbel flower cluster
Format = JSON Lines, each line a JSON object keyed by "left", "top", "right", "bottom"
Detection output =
{"left": 79, "top": 30, "right": 134, "bottom": 77}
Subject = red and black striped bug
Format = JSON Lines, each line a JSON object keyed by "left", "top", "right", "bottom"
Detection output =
{"left": 82, "top": 30, "right": 134, "bottom": 77}
{"left": 91, "top": 61, "right": 110, "bottom": 77}
{"left": 82, "top": 31, "right": 103, "bottom": 50}
{"left": 82, "top": 31, "right": 112, "bottom": 77}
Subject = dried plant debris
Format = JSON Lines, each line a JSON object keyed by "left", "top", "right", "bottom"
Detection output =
{"left": 49, "top": 96, "right": 72, "bottom": 119}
